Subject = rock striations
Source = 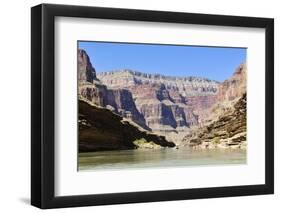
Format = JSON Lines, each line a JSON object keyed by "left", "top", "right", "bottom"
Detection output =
{"left": 78, "top": 49, "right": 148, "bottom": 129}
{"left": 97, "top": 70, "right": 219, "bottom": 97}
{"left": 97, "top": 70, "right": 219, "bottom": 135}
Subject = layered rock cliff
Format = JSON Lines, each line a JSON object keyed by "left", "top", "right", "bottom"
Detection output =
{"left": 78, "top": 48, "right": 247, "bottom": 149}
{"left": 79, "top": 82, "right": 148, "bottom": 129}
{"left": 97, "top": 70, "right": 219, "bottom": 134}
{"left": 78, "top": 49, "right": 149, "bottom": 129}
{"left": 78, "top": 49, "right": 96, "bottom": 82}
{"left": 78, "top": 49, "right": 220, "bottom": 135}
{"left": 97, "top": 70, "right": 219, "bottom": 97}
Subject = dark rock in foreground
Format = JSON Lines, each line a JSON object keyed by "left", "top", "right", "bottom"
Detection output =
{"left": 79, "top": 99, "right": 175, "bottom": 152}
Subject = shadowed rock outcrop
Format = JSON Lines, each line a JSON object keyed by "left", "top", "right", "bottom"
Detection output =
{"left": 79, "top": 99, "right": 175, "bottom": 152}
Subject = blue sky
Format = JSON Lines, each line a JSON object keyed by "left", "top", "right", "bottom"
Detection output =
{"left": 78, "top": 41, "right": 246, "bottom": 82}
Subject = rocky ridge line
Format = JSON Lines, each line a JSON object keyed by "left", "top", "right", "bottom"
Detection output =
{"left": 181, "top": 63, "right": 247, "bottom": 149}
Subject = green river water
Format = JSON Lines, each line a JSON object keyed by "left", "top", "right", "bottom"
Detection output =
{"left": 79, "top": 148, "right": 246, "bottom": 171}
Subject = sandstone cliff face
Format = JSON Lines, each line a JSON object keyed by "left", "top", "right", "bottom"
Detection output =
{"left": 78, "top": 50, "right": 148, "bottom": 129}
{"left": 217, "top": 63, "right": 247, "bottom": 102}
{"left": 97, "top": 70, "right": 219, "bottom": 97}
{"left": 97, "top": 70, "right": 219, "bottom": 134}
{"left": 202, "top": 63, "right": 247, "bottom": 125}
{"left": 78, "top": 49, "right": 96, "bottom": 82}
{"left": 78, "top": 82, "right": 148, "bottom": 130}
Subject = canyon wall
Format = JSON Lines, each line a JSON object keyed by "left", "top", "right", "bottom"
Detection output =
{"left": 78, "top": 48, "right": 247, "bottom": 148}
{"left": 78, "top": 49, "right": 149, "bottom": 129}
{"left": 182, "top": 64, "right": 247, "bottom": 148}
{"left": 97, "top": 69, "right": 220, "bottom": 134}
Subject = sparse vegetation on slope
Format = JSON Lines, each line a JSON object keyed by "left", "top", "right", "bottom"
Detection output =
{"left": 79, "top": 99, "right": 175, "bottom": 152}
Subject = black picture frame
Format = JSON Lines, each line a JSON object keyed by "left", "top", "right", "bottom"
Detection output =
{"left": 31, "top": 3, "right": 274, "bottom": 209}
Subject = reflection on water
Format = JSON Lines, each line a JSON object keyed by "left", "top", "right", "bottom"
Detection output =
{"left": 78, "top": 148, "right": 246, "bottom": 171}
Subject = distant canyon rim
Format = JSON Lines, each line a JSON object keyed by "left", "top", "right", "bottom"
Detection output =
{"left": 78, "top": 48, "right": 247, "bottom": 151}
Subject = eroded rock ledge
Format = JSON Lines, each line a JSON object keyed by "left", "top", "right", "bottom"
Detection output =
{"left": 182, "top": 93, "right": 247, "bottom": 149}
{"left": 79, "top": 99, "right": 175, "bottom": 152}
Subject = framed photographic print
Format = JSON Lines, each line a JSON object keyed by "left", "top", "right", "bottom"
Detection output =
{"left": 31, "top": 3, "right": 274, "bottom": 209}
